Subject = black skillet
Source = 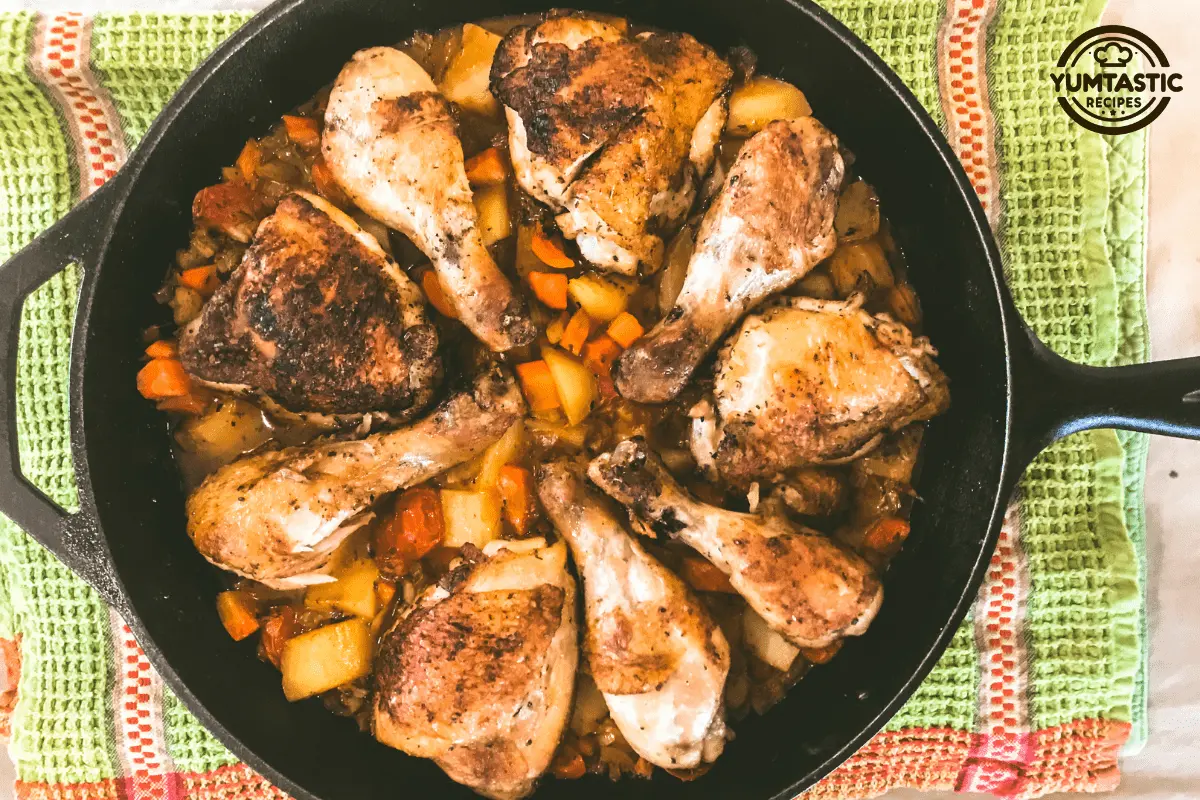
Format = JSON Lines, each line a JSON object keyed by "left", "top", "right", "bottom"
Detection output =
{"left": 0, "top": 0, "right": 1197, "bottom": 798}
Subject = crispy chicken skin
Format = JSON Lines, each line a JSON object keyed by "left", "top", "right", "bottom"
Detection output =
{"left": 323, "top": 47, "right": 535, "bottom": 351}
{"left": 186, "top": 367, "right": 525, "bottom": 589}
{"left": 491, "top": 15, "right": 732, "bottom": 274}
{"left": 374, "top": 539, "right": 577, "bottom": 800}
{"left": 589, "top": 439, "right": 882, "bottom": 649}
{"left": 178, "top": 192, "right": 440, "bottom": 419}
{"left": 615, "top": 117, "right": 844, "bottom": 403}
{"left": 537, "top": 463, "right": 729, "bottom": 769}
{"left": 691, "top": 294, "right": 950, "bottom": 484}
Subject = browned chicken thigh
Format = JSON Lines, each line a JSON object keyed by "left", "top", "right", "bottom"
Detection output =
{"left": 491, "top": 15, "right": 732, "bottom": 274}
{"left": 615, "top": 117, "right": 844, "bottom": 403}
{"left": 589, "top": 439, "right": 882, "bottom": 649}
{"left": 537, "top": 463, "right": 729, "bottom": 770}
{"left": 187, "top": 367, "right": 524, "bottom": 588}
{"left": 323, "top": 47, "right": 535, "bottom": 351}
{"left": 178, "top": 192, "right": 440, "bottom": 420}
{"left": 374, "top": 538, "right": 577, "bottom": 800}
{"left": 690, "top": 294, "right": 950, "bottom": 484}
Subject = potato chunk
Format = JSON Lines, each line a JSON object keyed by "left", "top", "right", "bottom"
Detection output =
{"left": 303, "top": 558, "right": 380, "bottom": 618}
{"left": 280, "top": 618, "right": 372, "bottom": 701}
{"left": 727, "top": 77, "right": 811, "bottom": 136}
{"left": 828, "top": 240, "right": 894, "bottom": 297}
{"left": 743, "top": 605, "right": 800, "bottom": 671}
{"left": 473, "top": 183, "right": 512, "bottom": 246}
{"left": 440, "top": 23, "right": 503, "bottom": 116}
{"left": 440, "top": 489, "right": 502, "bottom": 548}
{"left": 542, "top": 347, "right": 597, "bottom": 426}
{"left": 177, "top": 398, "right": 271, "bottom": 467}
{"left": 567, "top": 275, "right": 631, "bottom": 322}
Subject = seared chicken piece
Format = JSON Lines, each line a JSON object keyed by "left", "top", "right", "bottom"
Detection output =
{"left": 178, "top": 192, "right": 440, "bottom": 421}
{"left": 537, "top": 463, "right": 729, "bottom": 770}
{"left": 691, "top": 294, "right": 949, "bottom": 484}
{"left": 775, "top": 467, "right": 847, "bottom": 518}
{"left": 187, "top": 367, "right": 524, "bottom": 589}
{"left": 323, "top": 47, "right": 535, "bottom": 351}
{"left": 491, "top": 16, "right": 732, "bottom": 274}
{"left": 615, "top": 118, "right": 844, "bottom": 403}
{"left": 374, "top": 538, "right": 577, "bottom": 800}
{"left": 589, "top": 439, "right": 882, "bottom": 649}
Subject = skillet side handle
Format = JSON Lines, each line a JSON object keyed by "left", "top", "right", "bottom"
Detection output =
{"left": 0, "top": 184, "right": 125, "bottom": 608}
{"left": 1007, "top": 326, "right": 1200, "bottom": 492}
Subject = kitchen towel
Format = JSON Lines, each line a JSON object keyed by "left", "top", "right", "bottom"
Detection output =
{"left": 0, "top": 2, "right": 1149, "bottom": 798}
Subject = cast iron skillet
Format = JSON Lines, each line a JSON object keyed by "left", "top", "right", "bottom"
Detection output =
{"left": 0, "top": 0, "right": 1198, "bottom": 798}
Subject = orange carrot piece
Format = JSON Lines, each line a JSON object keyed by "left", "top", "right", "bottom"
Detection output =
{"left": 282, "top": 115, "right": 321, "bottom": 149}
{"left": 236, "top": 139, "right": 261, "bottom": 183}
{"left": 465, "top": 147, "right": 508, "bottom": 186}
{"left": 679, "top": 556, "right": 736, "bottom": 593}
{"left": 156, "top": 392, "right": 209, "bottom": 415}
{"left": 259, "top": 606, "right": 297, "bottom": 667}
{"left": 496, "top": 465, "right": 536, "bottom": 535}
{"left": 422, "top": 271, "right": 459, "bottom": 319}
{"left": 179, "top": 265, "right": 219, "bottom": 296}
{"left": 606, "top": 312, "right": 644, "bottom": 348}
{"left": 516, "top": 360, "right": 562, "bottom": 412}
{"left": 531, "top": 228, "right": 574, "bottom": 269}
{"left": 310, "top": 157, "right": 349, "bottom": 207}
{"left": 216, "top": 591, "right": 260, "bottom": 641}
{"left": 527, "top": 271, "right": 568, "bottom": 309}
{"left": 799, "top": 640, "right": 843, "bottom": 665}
{"left": 137, "top": 358, "right": 191, "bottom": 400}
{"left": 559, "top": 309, "right": 592, "bottom": 355}
{"left": 862, "top": 517, "right": 911, "bottom": 554}
{"left": 551, "top": 750, "right": 586, "bottom": 780}
{"left": 376, "top": 580, "right": 397, "bottom": 611}
{"left": 374, "top": 487, "right": 446, "bottom": 578}
{"left": 582, "top": 335, "right": 622, "bottom": 375}
{"left": 144, "top": 340, "right": 178, "bottom": 360}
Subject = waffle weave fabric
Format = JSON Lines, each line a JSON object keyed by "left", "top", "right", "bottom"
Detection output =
{"left": 0, "top": 2, "right": 1149, "bottom": 799}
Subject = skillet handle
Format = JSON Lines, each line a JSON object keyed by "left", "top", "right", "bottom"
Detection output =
{"left": 0, "top": 182, "right": 126, "bottom": 609}
{"left": 1007, "top": 325, "right": 1200, "bottom": 488}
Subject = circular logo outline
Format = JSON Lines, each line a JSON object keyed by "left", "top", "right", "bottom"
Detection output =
{"left": 1053, "top": 25, "right": 1179, "bottom": 135}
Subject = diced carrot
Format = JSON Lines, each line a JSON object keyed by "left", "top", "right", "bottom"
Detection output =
{"left": 156, "top": 392, "right": 209, "bottom": 415}
{"left": 144, "top": 340, "right": 178, "bottom": 360}
{"left": 193, "top": 181, "right": 258, "bottom": 242}
{"left": 531, "top": 228, "right": 574, "bottom": 269}
{"left": 862, "top": 517, "right": 911, "bottom": 554}
{"left": 606, "top": 312, "right": 644, "bottom": 348}
{"left": 310, "top": 157, "right": 349, "bottom": 207}
{"left": 137, "top": 358, "right": 192, "bottom": 400}
{"left": 582, "top": 335, "right": 622, "bottom": 375}
{"left": 376, "top": 580, "right": 397, "bottom": 611}
{"left": 559, "top": 309, "right": 592, "bottom": 355}
{"left": 259, "top": 606, "right": 297, "bottom": 667}
{"left": 516, "top": 360, "right": 562, "bottom": 412}
{"left": 236, "top": 139, "right": 261, "bottom": 183}
{"left": 216, "top": 590, "right": 260, "bottom": 642}
{"left": 465, "top": 146, "right": 508, "bottom": 186}
{"left": 374, "top": 487, "right": 446, "bottom": 578}
{"left": 679, "top": 556, "right": 736, "bottom": 593}
{"left": 282, "top": 114, "right": 321, "bottom": 149}
{"left": 496, "top": 465, "right": 536, "bottom": 535}
{"left": 799, "top": 640, "right": 843, "bottom": 665}
{"left": 179, "top": 265, "right": 219, "bottom": 296}
{"left": 422, "top": 270, "right": 459, "bottom": 318}
{"left": 551, "top": 749, "right": 586, "bottom": 780}
{"left": 527, "top": 271, "right": 568, "bottom": 309}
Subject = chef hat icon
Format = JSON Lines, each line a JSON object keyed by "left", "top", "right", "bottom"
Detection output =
{"left": 1093, "top": 41, "right": 1133, "bottom": 68}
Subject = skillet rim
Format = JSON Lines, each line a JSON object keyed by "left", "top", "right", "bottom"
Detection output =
{"left": 69, "top": 0, "right": 1019, "bottom": 797}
